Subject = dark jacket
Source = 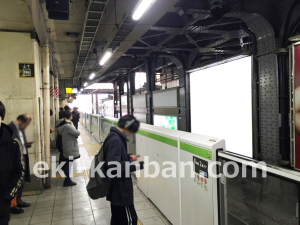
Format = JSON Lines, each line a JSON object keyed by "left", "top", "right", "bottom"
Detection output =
{"left": 71, "top": 111, "right": 80, "bottom": 127}
{"left": 59, "top": 111, "right": 64, "bottom": 119}
{"left": 105, "top": 127, "right": 138, "bottom": 207}
{"left": 8, "top": 121, "right": 31, "bottom": 182}
{"left": 0, "top": 123, "right": 24, "bottom": 200}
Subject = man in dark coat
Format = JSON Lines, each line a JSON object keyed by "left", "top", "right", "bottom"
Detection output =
{"left": 8, "top": 114, "right": 32, "bottom": 213}
{"left": 0, "top": 101, "right": 24, "bottom": 224}
{"left": 104, "top": 115, "right": 143, "bottom": 225}
{"left": 71, "top": 107, "right": 80, "bottom": 130}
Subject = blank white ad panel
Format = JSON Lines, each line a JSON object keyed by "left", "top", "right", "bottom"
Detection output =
{"left": 190, "top": 56, "right": 253, "bottom": 157}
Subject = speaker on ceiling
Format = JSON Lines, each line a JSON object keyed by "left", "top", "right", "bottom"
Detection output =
{"left": 48, "top": 11, "right": 70, "bottom": 20}
{"left": 46, "top": 0, "right": 69, "bottom": 12}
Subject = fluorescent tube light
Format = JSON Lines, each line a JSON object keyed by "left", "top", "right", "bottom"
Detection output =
{"left": 132, "top": 0, "right": 155, "bottom": 21}
{"left": 84, "top": 82, "right": 88, "bottom": 87}
{"left": 89, "top": 72, "right": 95, "bottom": 80}
{"left": 100, "top": 50, "right": 112, "bottom": 66}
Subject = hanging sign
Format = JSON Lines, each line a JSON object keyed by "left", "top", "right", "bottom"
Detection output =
{"left": 19, "top": 63, "right": 35, "bottom": 78}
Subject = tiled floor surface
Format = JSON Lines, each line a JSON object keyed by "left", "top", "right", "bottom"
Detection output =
{"left": 9, "top": 124, "right": 171, "bottom": 225}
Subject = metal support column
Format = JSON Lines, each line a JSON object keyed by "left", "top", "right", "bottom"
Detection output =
{"left": 42, "top": 46, "right": 51, "bottom": 188}
{"left": 50, "top": 75, "right": 55, "bottom": 147}
{"left": 113, "top": 82, "right": 119, "bottom": 118}
{"left": 127, "top": 72, "right": 135, "bottom": 115}
{"left": 145, "top": 57, "right": 155, "bottom": 125}
{"left": 91, "top": 94, "right": 94, "bottom": 114}
{"left": 95, "top": 94, "right": 99, "bottom": 114}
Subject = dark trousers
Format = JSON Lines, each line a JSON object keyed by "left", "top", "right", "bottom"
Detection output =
{"left": 59, "top": 154, "right": 73, "bottom": 181}
{"left": 17, "top": 155, "right": 26, "bottom": 204}
{"left": 111, "top": 204, "right": 137, "bottom": 225}
{"left": 0, "top": 197, "right": 11, "bottom": 225}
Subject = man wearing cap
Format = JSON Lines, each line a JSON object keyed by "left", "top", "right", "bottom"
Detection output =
{"left": 104, "top": 115, "right": 144, "bottom": 225}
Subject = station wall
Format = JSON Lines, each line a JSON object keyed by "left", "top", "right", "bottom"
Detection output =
{"left": 0, "top": 32, "right": 43, "bottom": 191}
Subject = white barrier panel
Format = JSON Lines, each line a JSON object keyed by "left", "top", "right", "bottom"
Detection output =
{"left": 136, "top": 124, "right": 225, "bottom": 225}
{"left": 91, "top": 115, "right": 101, "bottom": 143}
{"left": 136, "top": 125, "right": 185, "bottom": 225}
{"left": 179, "top": 133, "right": 225, "bottom": 225}
{"left": 86, "top": 114, "right": 92, "bottom": 132}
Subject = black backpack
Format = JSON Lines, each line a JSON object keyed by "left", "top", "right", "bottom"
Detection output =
{"left": 86, "top": 133, "right": 117, "bottom": 200}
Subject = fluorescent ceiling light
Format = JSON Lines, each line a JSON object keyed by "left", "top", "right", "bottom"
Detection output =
{"left": 289, "top": 34, "right": 300, "bottom": 42}
{"left": 89, "top": 72, "right": 96, "bottom": 80}
{"left": 80, "top": 88, "right": 83, "bottom": 91}
{"left": 132, "top": 0, "right": 155, "bottom": 20}
{"left": 100, "top": 49, "right": 112, "bottom": 66}
{"left": 84, "top": 83, "right": 113, "bottom": 90}
{"left": 84, "top": 82, "right": 88, "bottom": 87}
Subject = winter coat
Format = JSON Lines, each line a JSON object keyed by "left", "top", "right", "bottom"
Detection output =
{"left": 0, "top": 123, "right": 24, "bottom": 200}
{"left": 8, "top": 121, "right": 31, "bottom": 182}
{"left": 104, "top": 127, "right": 141, "bottom": 207}
{"left": 56, "top": 120, "right": 80, "bottom": 159}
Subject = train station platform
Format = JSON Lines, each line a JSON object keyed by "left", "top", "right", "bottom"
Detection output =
{"left": 9, "top": 123, "right": 170, "bottom": 225}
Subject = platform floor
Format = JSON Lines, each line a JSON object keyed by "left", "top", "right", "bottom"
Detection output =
{"left": 9, "top": 123, "right": 170, "bottom": 225}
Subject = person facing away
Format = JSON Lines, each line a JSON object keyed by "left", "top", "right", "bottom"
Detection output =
{"left": 8, "top": 114, "right": 32, "bottom": 214}
{"left": 71, "top": 107, "right": 80, "bottom": 130}
{"left": 0, "top": 101, "right": 24, "bottom": 225}
{"left": 104, "top": 115, "right": 144, "bottom": 225}
{"left": 64, "top": 105, "right": 71, "bottom": 112}
{"left": 59, "top": 107, "right": 64, "bottom": 119}
{"left": 56, "top": 110, "right": 80, "bottom": 187}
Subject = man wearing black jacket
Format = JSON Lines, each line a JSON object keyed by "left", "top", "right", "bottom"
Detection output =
{"left": 0, "top": 101, "right": 24, "bottom": 224}
{"left": 8, "top": 114, "right": 32, "bottom": 213}
{"left": 104, "top": 115, "right": 143, "bottom": 225}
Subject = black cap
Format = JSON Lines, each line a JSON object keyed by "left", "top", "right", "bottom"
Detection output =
{"left": 117, "top": 115, "right": 140, "bottom": 133}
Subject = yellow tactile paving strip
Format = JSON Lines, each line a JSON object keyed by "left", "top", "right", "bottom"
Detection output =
{"left": 79, "top": 126, "right": 101, "bottom": 158}
{"left": 79, "top": 124, "right": 143, "bottom": 225}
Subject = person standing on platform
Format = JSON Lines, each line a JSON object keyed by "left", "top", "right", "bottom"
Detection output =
{"left": 0, "top": 102, "right": 24, "bottom": 224}
{"left": 59, "top": 107, "right": 64, "bottom": 119}
{"left": 64, "top": 105, "right": 71, "bottom": 112}
{"left": 104, "top": 115, "right": 143, "bottom": 225}
{"left": 8, "top": 114, "right": 32, "bottom": 214}
{"left": 56, "top": 110, "right": 80, "bottom": 187}
{"left": 71, "top": 107, "right": 80, "bottom": 130}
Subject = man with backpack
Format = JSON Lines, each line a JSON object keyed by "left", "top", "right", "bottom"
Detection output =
{"left": 0, "top": 101, "right": 24, "bottom": 224}
{"left": 103, "top": 115, "right": 143, "bottom": 225}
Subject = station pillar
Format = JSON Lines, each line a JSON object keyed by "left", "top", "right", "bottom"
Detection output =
{"left": 42, "top": 46, "right": 51, "bottom": 188}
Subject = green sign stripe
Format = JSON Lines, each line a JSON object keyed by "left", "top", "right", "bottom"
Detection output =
{"left": 104, "top": 119, "right": 112, "bottom": 124}
{"left": 113, "top": 122, "right": 118, "bottom": 126}
{"left": 137, "top": 130, "right": 147, "bottom": 137}
{"left": 180, "top": 142, "right": 211, "bottom": 160}
{"left": 137, "top": 130, "right": 177, "bottom": 147}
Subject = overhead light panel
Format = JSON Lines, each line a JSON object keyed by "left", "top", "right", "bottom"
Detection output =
{"left": 100, "top": 49, "right": 112, "bottom": 66}
{"left": 89, "top": 72, "right": 96, "bottom": 80}
{"left": 84, "top": 82, "right": 88, "bottom": 87}
{"left": 81, "top": 88, "right": 83, "bottom": 91}
{"left": 132, "top": 0, "right": 155, "bottom": 20}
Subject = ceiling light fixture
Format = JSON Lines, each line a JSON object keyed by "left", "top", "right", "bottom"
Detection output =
{"left": 89, "top": 72, "right": 96, "bottom": 80}
{"left": 100, "top": 49, "right": 112, "bottom": 66}
{"left": 132, "top": 0, "right": 155, "bottom": 20}
{"left": 289, "top": 33, "right": 300, "bottom": 42}
{"left": 84, "top": 82, "right": 88, "bottom": 87}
